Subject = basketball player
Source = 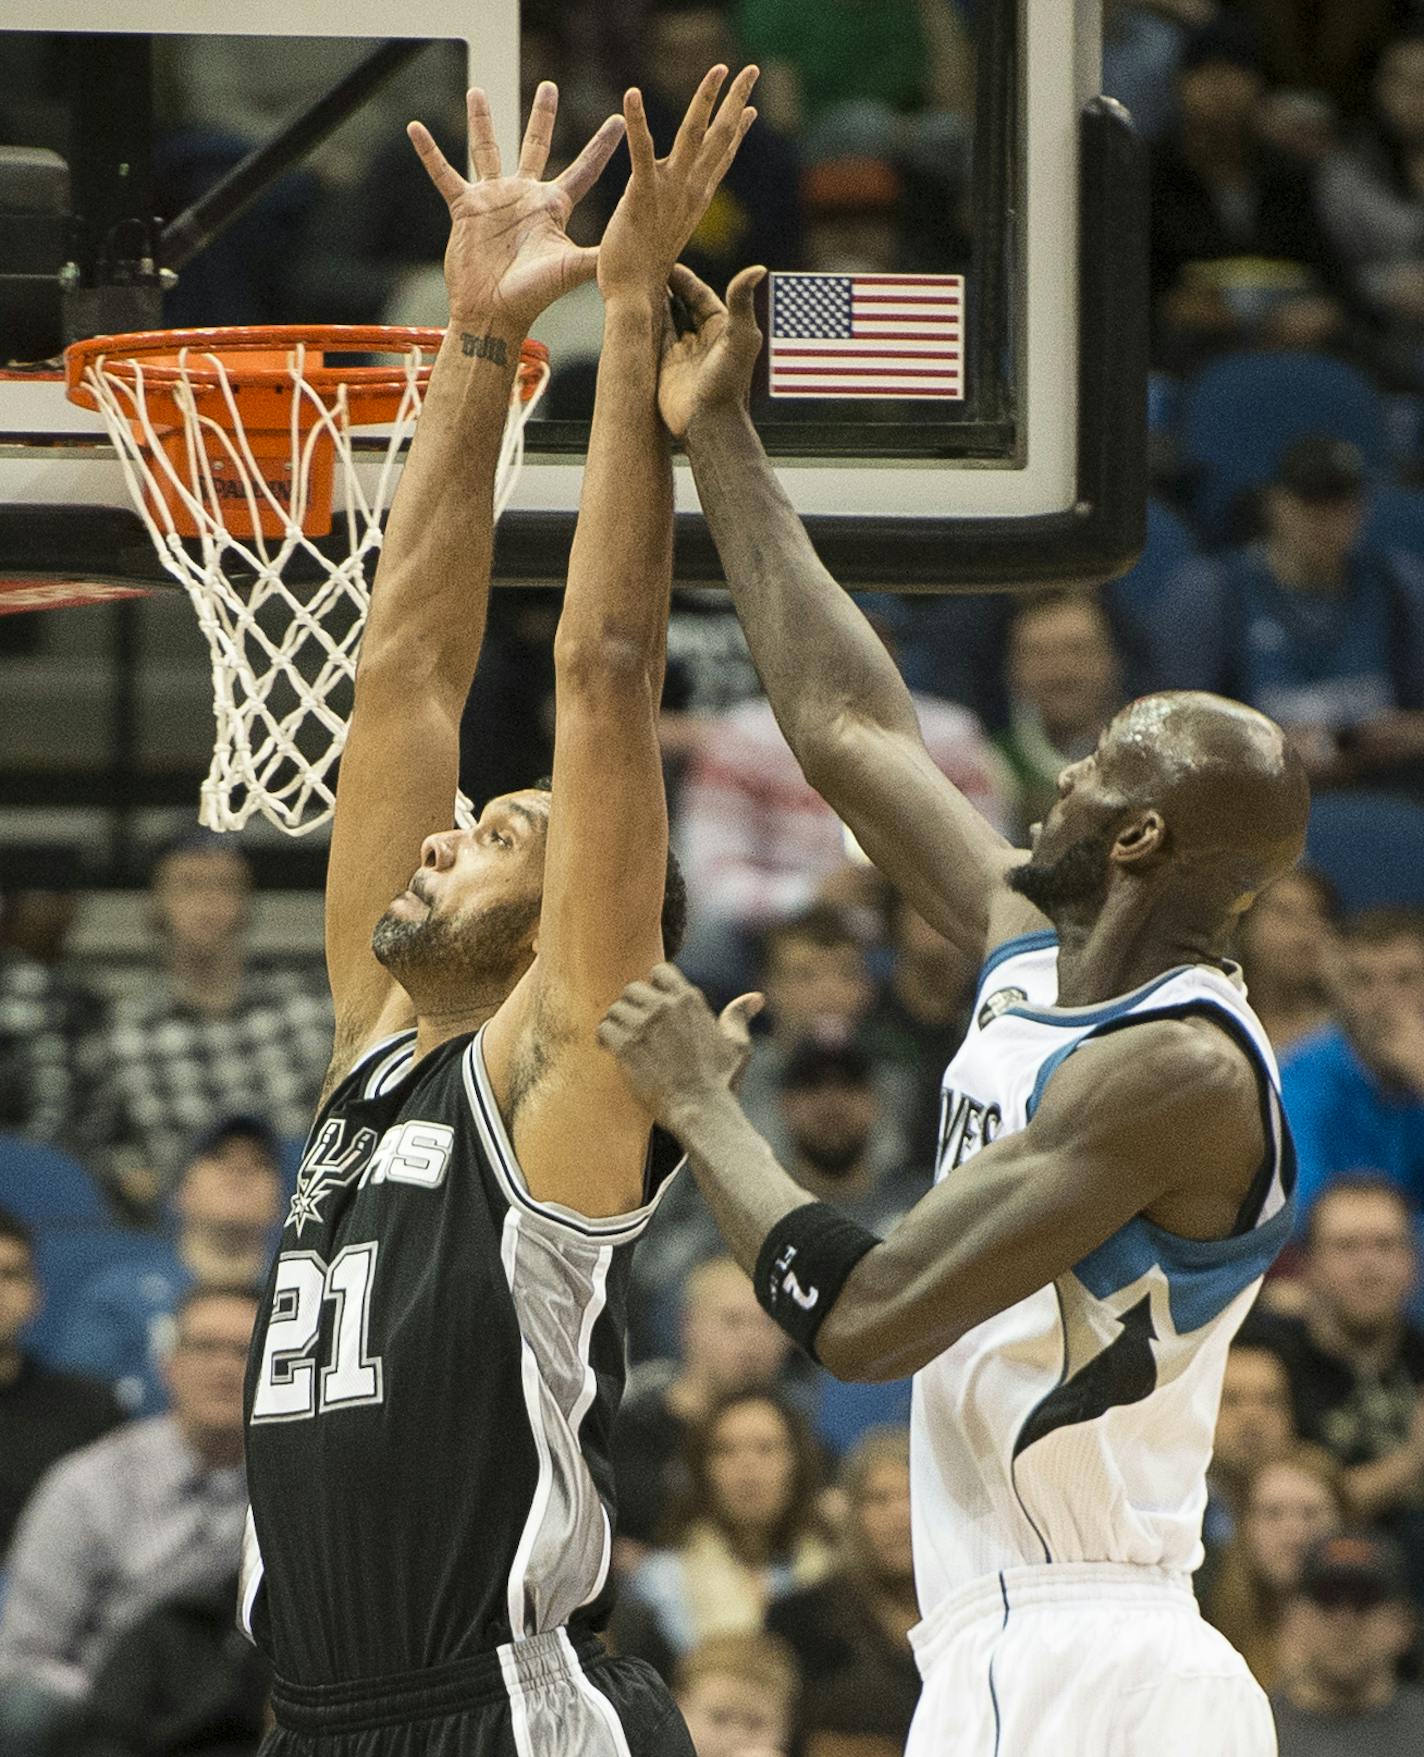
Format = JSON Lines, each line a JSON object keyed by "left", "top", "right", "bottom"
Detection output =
{"left": 239, "top": 72, "right": 757, "bottom": 1757}
{"left": 595, "top": 267, "right": 1309, "bottom": 1754}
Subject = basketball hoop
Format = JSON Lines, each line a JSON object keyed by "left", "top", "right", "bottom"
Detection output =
{"left": 64, "top": 324, "right": 550, "bottom": 836}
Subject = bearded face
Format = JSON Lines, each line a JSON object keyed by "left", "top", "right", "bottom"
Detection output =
{"left": 371, "top": 888, "right": 541, "bottom": 996}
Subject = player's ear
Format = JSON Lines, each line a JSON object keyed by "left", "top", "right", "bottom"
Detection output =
{"left": 1113, "top": 810, "right": 1167, "bottom": 866}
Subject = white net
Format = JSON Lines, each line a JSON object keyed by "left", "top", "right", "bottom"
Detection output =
{"left": 76, "top": 336, "right": 549, "bottom": 836}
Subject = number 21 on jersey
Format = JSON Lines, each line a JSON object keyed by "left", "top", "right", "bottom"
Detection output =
{"left": 251, "top": 1242, "right": 383, "bottom": 1423}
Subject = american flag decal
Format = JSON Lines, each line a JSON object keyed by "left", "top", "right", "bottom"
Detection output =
{"left": 768, "top": 272, "right": 964, "bottom": 400}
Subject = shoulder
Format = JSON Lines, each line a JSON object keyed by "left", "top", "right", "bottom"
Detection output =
{"left": 1042, "top": 1015, "right": 1261, "bottom": 1138}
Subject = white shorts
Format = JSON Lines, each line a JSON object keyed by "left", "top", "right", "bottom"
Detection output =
{"left": 905, "top": 1563, "right": 1276, "bottom": 1757}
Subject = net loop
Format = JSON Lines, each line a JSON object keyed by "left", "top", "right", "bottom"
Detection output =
{"left": 64, "top": 325, "right": 549, "bottom": 836}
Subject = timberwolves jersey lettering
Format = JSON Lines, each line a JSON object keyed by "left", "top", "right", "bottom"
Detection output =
{"left": 911, "top": 932, "right": 1296, "bottom": 1616}
{"left": 241, "top": 1026, "right": 677, "bottom": 1684}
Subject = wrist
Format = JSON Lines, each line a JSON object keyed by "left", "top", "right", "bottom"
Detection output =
{"left": 664, "top": 1080, "right": 738, "bottom": 1144}
{"left": 445, "top": 316, "right": 524, "bottom": 370}
{"left": 686, "top": 401, "right": 757, "bottom": 451}
{"left": 601, "top": 289, "right": 663, "bottom": 327}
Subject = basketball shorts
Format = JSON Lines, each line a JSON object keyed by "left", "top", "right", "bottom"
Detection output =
{"left": 905, "top": 1562, "right": 1277, "bottom": 1756}
{"left": 261, "top": 1627, "right": 693, "bottom": 1757}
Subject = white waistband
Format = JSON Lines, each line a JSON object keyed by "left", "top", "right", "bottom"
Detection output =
{"left": 910, "top": 1563, "right": 1196, "bottom": 1674}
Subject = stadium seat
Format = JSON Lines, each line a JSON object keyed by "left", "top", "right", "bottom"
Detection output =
{"left": 23, "top": 1223, "right": 175, "bottom": 1368}
{"left": 1366, "top": 487, "right": 1424, "bottom": 565}
{"left": 0, "top": 1135, "right": 107, "bottom": 1224}
{"left": 1107, "top": 498, "right": 1199, "bottom": 620}
{"left": 815, "top": 1373, "right": 913, "bottom": 1455}
{"left": 1304, "top": 791, "right": 1424, "bottom": 915}
{"left": 1181, "top": 353, "right": 1390, "bottom": 543}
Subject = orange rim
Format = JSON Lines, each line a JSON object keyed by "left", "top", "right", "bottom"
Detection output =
{"left": 64, "top": 324, "right": 550, "bottom": 413}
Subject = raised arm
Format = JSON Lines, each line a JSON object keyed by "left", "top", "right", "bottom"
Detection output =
{"left": 660, "top": 267, "right": 1039, "bottom": 962}
{"left": 483, "top": 68, "right": 758, "bottom": 1217}
{"left": 322, "top": 86, "right": 625, "bottom": 1081}
{"left": 599, "top": 965, "right": 1265, "bottom": 1381}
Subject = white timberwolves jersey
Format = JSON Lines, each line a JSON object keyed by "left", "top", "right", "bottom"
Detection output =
{"left": 911, "top": 931, "right": 1296, "bottom": 1616}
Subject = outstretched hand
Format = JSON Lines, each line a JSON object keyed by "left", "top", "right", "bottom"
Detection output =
{"left": 598, "top": 64, "right": 759, "bottom": 301}
{"left": 659, "top": 262, "right": 766, "bottom": 439}
{"left": 407, "top": 83, "right": 626, "bottom": 333}
{"left": 598, "top": 964, "right": 764, "bottom": 1128}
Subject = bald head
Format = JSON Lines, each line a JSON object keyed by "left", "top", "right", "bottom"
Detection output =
{"left": 1011, "top": 692, "right": 1310, "bottom": 937}
{"left": 1107, "top": 693, "right": 1309, "bottom": 894}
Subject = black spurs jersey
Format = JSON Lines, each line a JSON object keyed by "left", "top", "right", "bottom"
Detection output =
{"left": 240, "top": 1026, "right": 678, "bottom": 1685}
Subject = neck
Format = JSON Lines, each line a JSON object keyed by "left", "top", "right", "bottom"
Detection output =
{"left": 1051, "top": 897, "right": 1220, "bottom": 1010}
{"left": 722, "top": 1522, "right": 775, "bottom": 1568}
{"left": 1287, "top": 1667, "right": 1393, "bottom": 1715}
{"left": 1184, "top": 120, "right": 1252, "bottom": 175}
{"left": 180, "top": 1229, "right": 268, "bottom": 1285}
{"left": 414, "top": 994, "right": 509, "bottom": 1061}
{"left": 1307, "top": 1304, "right": 1400, "bottom": 1374}
{"left": 0, "top": 1343, "right": 23, "bottom": 1388}
{"left": 791, "top": 1152, "right": 875, "bottom": 1202}
{"left": 1266, "top": 536, "right": 1346, "bottom": 595}
{"left": 171, "top": 942, "right": 243, "bottom": 1013}
{"left": 666, "top": 1368, "right": 715, "bottom": 1424}
{"left": 182, "top": 1420, "right": 245, "bottom": 1473}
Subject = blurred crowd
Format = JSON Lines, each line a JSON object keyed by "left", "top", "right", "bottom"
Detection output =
{"left": 10, "top": 1, "right": 1424, "bottom": 1754}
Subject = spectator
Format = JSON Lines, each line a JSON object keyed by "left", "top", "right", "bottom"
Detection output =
{"left": 0, "top": 937, "right": 108, "bottom": 1162}
{"left": 1103, "top": 0, "right": 1192, "bottom": 145}
{"left": 621, "top": 1390, "right": 833, "bottom": 1657}
{"left": 729, "top": 905, "right": 875, "bottom": 1117}
{"left": 993, "top": 589, "right": 1126, "bottom": 839}
{"left": 672, "top": 1631, "right": 798, "bottom": 1757}
{"left": 54, "top": 1119, "right": 282, "bottom": 1417}
{"left": 69, "top": 1566, "right": 271, "bottom": 1757}
{"left": 675, "top": 663, "right": 1009, "bottom": 993}
{"left": 1280, "top": 911, "right": 1424, "bottom": 1220}
{"left": 0, "top": 1206, "right": 123, "bottom": 1556}
{"left": 1249, "top": 0, "right": 1401, "bottom": 118}
{"left": 1258, "top": 1177, "right": 1424, "bottom": 1598}
{"left": 0, "top": 1284, "right": 256, "bottom": 1756}
{"left": 615, "top": 1257, "right": 794, "bottom": 1554}
{"left": 770, "top": 1037, "right": 928, "bottom": 1232}
{"left": 105, "top": 833, "right": 332, "bottom": 1210}
{"left": 1149, "top": 17, "right": 1346, "bottom": 370}
{"left": 1151, "top": 441, "right": 1424, "bottom": 786}
{"left": 1272, "top": 1533, "right": 1424, "bottom": 1755}
{"left": 801, "top": 154, "right": 905, "bottom": 276}
{"left": 1204, "top": 1445, "right": 1350, "bottom": 1690}
{"left": 1236, "top": 868, "right": 1341, "bottom": 1055}
{"left": 1203, "top": 1337, "right": 1297, "bottom": 1561}
{"left": 1317, "top": 32, "right": 1424, "bottom": 391}
{"left": 736, "top": 0, "right": 972, "bottom": 173}
{"left": 864, "top": 896, "right": 977, "bottom": 1162}
{"left": 767, "top": 1428, "right": 920, "bottom": 1757}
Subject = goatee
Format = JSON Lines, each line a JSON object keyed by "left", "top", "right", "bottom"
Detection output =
{"left": 1006, "top": 823, "right": 1116, "bottom": 917}
{"left": 371, "top": 893, "right": 540, "bottom": 992}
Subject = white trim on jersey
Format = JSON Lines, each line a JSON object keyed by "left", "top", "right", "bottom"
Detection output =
{"left": 463, "top": 1029, "right": 682, "bottom": 1245}
{"left": 362, "top": 1031, "right": 418, "bottom": 1099}
{"left": 558, "top": 1628, "right": 636, "bottom": 1757}
{"left": 237, "top": 1506, "right": 264, "bottom": 1642}
{"left": 570, "top": 1249, "right": 614, "bottom": 1613}
{"left": 502, "top": 1208, "right": 556, "bottom": 1640}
